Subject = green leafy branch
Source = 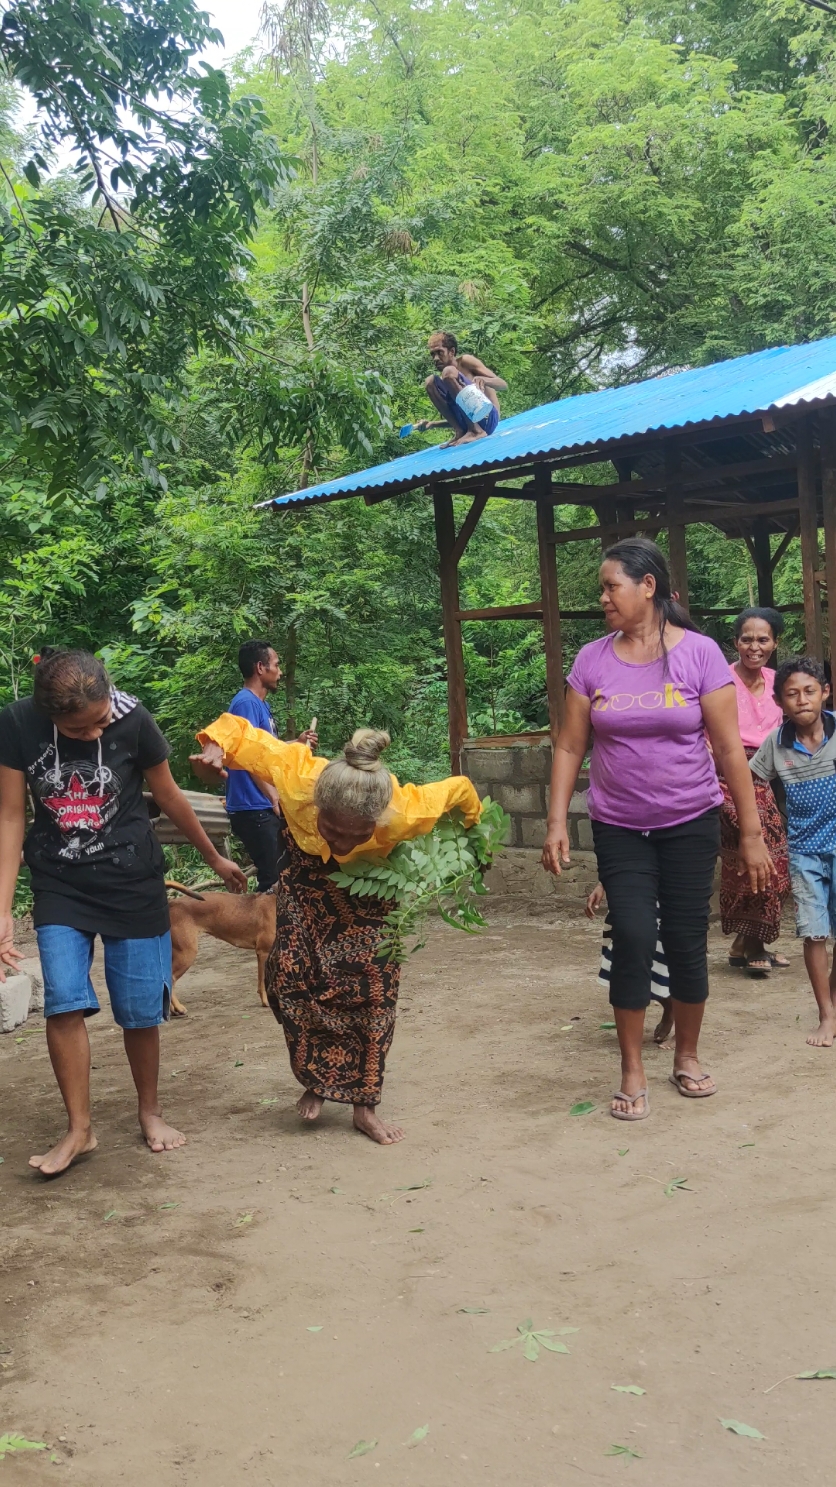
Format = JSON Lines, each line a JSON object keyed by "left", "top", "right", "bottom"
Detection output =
{"left": 328, "top": 797, "right": 509, "bottom": 963}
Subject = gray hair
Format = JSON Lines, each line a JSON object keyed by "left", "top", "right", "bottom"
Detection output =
{"left": 314, "top": 729, "right": 393, "bottom": 820}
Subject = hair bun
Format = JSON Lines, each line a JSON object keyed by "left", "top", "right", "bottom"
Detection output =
{"left": 343, "top": 728, "right": 390, "bottom": 772}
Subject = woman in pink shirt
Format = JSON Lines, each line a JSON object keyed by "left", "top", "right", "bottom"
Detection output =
{"left": 719, "top": 608, "right": 790, "bottom": 975}
{"left": 541, "top": 539, "right": 772, "bottom": 1122}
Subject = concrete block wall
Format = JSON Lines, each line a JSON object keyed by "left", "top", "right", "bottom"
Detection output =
{"left": 462, "top": 740, "right": 590, "bottom": 850}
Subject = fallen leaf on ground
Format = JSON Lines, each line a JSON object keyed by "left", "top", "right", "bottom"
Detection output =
{"left": 0, "top": 1435, "right": 47, "bottom": 1459}
{"left": 234, "top": 1059, "right": 244, "bottom": 1068}
{"left": 330, "top": 1186, "right": 344, "bottom": 1193}
{"left": 103, "top": 1210, "right": 117, "bottom": 1222}
{"left": 348, "top": 1439, "right": 377, "bottom": 1458}
{"left": 663, "top": 1176, "right": 692, "bottom": 1196}
{"left": 458, "top": 1307, "right": 490, "bottom": 1314}
{"left": 612, "top": 1385, "right": 646, "bottom": 1395}
{"left": 408, "top": 1227, "right": 424, "bottom": 1233}
{"left": 569, "top": 1101, "right": 596, "bottom": 1116}
{"left": 490, "top": 1320, "right": 571, "bottom": 1361}
{"left": 395, "top": 1179, "right": 432, "bottom": 1191}
{"left": 406, "top": 1425, "right": 429, "bottom": 1446}
{"left": 307, "top": 1326, "right": 323, "bottom": 1332}
{"left": 560, "top": 1024, "right": 574, "bottom": 1031}
{"left": 797, "top": 1368, "right": 836, "bottom": 1379}
{"left": 259, "top": 1098, "right": 278, "bottom": 1106}
{"left": 719, "top": 1419, "right": 764, "bottom": 1439}
{"left": 618, "top": 1148, "right": 628, "bottom": 1156}
{"left": 606, "top": 1444, "right": 642, "bottom": 1459}
{"left": 600, "top": 1021, "right": 616, "bottom": 1029}
{"left": 159, "top": 1202, "right": 179, "bottom": 1211}
{"left": 235, "top": 1212, "right": 253, "bottom": 1227}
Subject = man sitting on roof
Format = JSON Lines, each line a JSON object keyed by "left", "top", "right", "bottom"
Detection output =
{"left": 418, "top": 331, "right": 507, "bottom": 446}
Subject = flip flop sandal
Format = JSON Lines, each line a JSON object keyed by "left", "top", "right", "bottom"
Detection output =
{"left": 767, "top": 952, "right": 790, "bottom": 969}
{"left": 669, "top": 1069, "right": 716, "bottom": 1098}
{"left": 611, "top": 1088, "right": 649, "bottom": 1121}
{"left": 728, "top": 955, "right": 747, "bottom": 968}
{"left": 744, "top": 955, "right": 771, "bottom": 978}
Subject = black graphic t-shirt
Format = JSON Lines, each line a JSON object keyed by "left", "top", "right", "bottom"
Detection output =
{"left": 0, "top": 695, "right": 171, "bottom": 938}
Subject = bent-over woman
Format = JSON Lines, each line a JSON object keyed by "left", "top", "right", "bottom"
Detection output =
{"left": 720, "top": 607, "right": 791, "bottom": 974}
{"left": 191, "top": 718, "right": 481, "bottom": 1145}
{"left": 542, "top": 539, "right": 773, "bottom": 1122}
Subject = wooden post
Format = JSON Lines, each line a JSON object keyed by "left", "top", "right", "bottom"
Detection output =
{"left": 433, "top": 486, "right": 468, "bottom": 773}
{"left": 797, "top": 419, "right": 824, "bottom": 658}
{"left": 664, "top": 443, "right": 690, "bottom": 611}
{"left": 751, "top": 518, "right": 775, "bottom": 608}
{"left": 819, "top": 408, "right": 836, "bottom": 666}
{"left": 535, "top": 468, "right": 565, "bottom": 741}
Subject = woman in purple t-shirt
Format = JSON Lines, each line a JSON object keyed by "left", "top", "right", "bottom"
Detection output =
{"left": 542, "top": 539, "right": 773, "bottom": 1121}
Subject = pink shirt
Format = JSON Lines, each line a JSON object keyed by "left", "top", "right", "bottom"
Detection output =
{"left": 729, "top": 662, "right": 783, "bottom": 748}
{"left": 567, "top": 630, "right": 732, "bottom": 830}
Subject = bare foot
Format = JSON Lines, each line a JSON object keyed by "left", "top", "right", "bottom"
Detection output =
{"left": 29, "top": 1127, "right": 98, "bottom": 1177}
{"left": 297, "top": 1091, "right": 324, "bottom": 1121}
{"left": 353, "top": 1105, "right": 405, "bottom": 1144}
{"left": 612, "top": 1068, "right": 646, "bottom": 1118}
{"left": 653, "top": 1004, "right": 674, "bottom": 1045}
{"left": 454, "top": 428, "right": 488, "bottom": 444}
{"left": 140, "top": 1112, "right": 186, "bottom": 1152}
{"left": 807, "top": 1017, "right": 836, "bottom": 1048}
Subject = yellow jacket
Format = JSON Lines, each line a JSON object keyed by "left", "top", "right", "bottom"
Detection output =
{"left": 197, "top": 714, "right": 482, "bottom": 864}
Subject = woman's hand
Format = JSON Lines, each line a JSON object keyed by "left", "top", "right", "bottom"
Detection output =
{"left": 0, "top": 912, "right": 23, "bottom": 983}
{"left": 585, "top": 883, "right": 605, "bottom": 919}
{"left": 542, "top": 823, "right": 571, "bottom": 876}
{"left": 189, "top": 742, "right": 227, "bottom": 786}
{"left": 738, "top": 832, "right": 776, "bottom": 894}
{"left": 210, "top": 855, "right": 248, "bottom": 894}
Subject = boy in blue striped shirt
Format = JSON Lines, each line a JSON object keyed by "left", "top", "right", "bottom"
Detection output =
{"left": 750, "top": 657, "right": 836, "bottom": 1047}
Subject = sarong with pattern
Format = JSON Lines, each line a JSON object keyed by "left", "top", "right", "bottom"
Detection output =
{"left": 719, "top": 748, "right": 790, "bottom": 944}
{"left": 265, "top": 824, "right": 399, "bottom": 1106}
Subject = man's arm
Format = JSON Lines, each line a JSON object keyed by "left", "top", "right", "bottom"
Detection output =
{"left": 457, "top": 354, "right": 508, "bottom": 392}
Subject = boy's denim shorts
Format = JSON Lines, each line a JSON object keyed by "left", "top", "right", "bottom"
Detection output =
{"left": 789, "top": 852, "right": 836, "bottom": 940}
{"left": 36, "top": 925, "right": 172, "bottom": 1028}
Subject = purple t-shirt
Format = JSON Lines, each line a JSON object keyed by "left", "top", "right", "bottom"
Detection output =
{"left": 567, "top": 630, "right": 732, "bottom": 830}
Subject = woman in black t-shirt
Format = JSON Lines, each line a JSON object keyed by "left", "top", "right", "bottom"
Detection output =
{"left": 0, "top": 649, "right": 246, "bottom": 1177}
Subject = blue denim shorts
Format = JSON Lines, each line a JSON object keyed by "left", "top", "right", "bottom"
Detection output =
{"left": 36, "top": 925, "right": 172, "bottom": 1028}
{"left": 789, "top": 852, "right": 836, "bottom": 940}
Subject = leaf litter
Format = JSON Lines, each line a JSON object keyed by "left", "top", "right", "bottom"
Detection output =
{"left": 607, "top": 1444, "right": 642, "bottom": 1459}
{"left": 406, "top": 1425, "right": 429, "bottom": 1447}
{"left": 611, "top": 1385, "right": 646, "bottom": 1396}
{"left": 720, "top": 1419, "right": 764, "bottom": 1439}
{"left": 490, "top": 1319, "right": 575, "bottom": 1361}
{"left": 0, "top": 1435, "right": 47, "bottom": 1458}
{"left": 569, "top": 1101, "right": 597, "bottom": 1116}
{"left": 348, "top": 1439, "right": 377, "bottom": 1458}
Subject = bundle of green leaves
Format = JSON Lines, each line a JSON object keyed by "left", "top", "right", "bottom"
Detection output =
{"left": 328, "top": 797, "right": 510, "bottom": 963}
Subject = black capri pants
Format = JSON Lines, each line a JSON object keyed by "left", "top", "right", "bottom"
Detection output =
{"left": 592, "top": 808, "right": 720, "bottom": 1011}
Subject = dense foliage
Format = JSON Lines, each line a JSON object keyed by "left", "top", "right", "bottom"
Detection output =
{"left": 330, "top": 798, "right": 511, "bottom": 960}
{"left": 0, "top": 0, "right": 833, "bottom": 777}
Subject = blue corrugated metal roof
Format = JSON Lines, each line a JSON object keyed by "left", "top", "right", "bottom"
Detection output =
{"left": 266, "top": 336, "right": 836, "bottom": 509}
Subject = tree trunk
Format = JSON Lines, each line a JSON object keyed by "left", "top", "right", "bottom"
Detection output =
{"left": 283, "top": 623, "right": 298, "bottom": 738}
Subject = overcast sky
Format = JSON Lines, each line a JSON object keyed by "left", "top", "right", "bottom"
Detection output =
{"left": 200, "top": 0, "right": 266, "bottom": 67}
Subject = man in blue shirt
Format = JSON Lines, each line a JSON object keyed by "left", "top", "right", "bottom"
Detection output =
{"left": 225, "top": 640, "right": 317, "bottom": 891}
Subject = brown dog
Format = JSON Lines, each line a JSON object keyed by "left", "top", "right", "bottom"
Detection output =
{"left": 167, "top": 888, "right": 277, "bottom": 1016}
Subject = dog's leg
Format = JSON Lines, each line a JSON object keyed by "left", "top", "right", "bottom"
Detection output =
{"left": 256, "top": 950, "right": 269, "bottom": 1009}
{"left": 170, "top": 915, "right": 200, "bottom": 1018}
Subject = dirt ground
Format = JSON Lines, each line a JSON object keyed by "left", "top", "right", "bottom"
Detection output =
{"left": 2, "top": 890, "right": 836, "bottom": 1487}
